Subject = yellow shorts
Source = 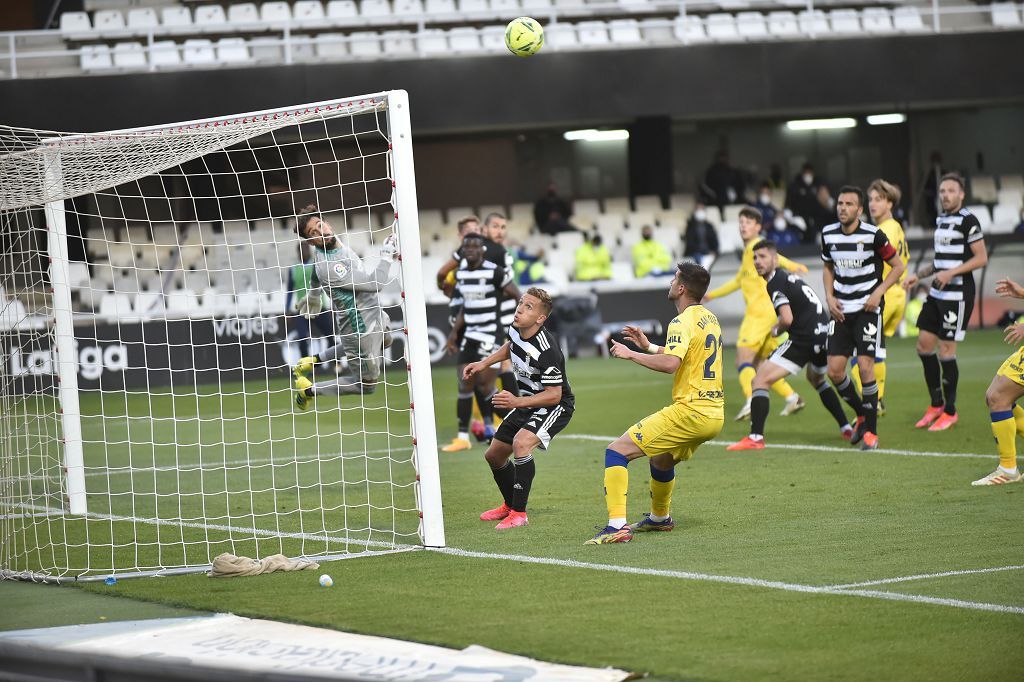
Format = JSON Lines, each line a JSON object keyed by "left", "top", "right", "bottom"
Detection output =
{"left": 996, "top": 346, "right": 1024, "bottom": 388}
{"left": 628, "top": 404, "right": 724, "bottom": 462}
{"left": 882, "top": 288, "right": 906, "bottom": 338}
{"left": 737, "top": 315, "right": 778, "bottom": 358}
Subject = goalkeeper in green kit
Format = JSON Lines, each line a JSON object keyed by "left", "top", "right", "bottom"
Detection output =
{"left": 290, "top": 203, "right": 400, "bottom": 410}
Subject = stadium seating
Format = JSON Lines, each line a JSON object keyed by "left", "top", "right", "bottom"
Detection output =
{"left": 673, "top": 16, "right": 709, "bottom": 43}
{"left": 970, "top": 175, "right": 998, "bottom": 203}
{"left": 609, "top": 19, "right": 643, "bottom": 44}
{"left": 861, "top": 8, "right": 894, "bottom": 34}
{"left": 768, "top": 11, "right": 800, "bottom": 38}
{"left": 892, "top": 7, "right": 927, "bottom": 33}
{"left": 59, "top": 12, "right": 92, "bottom": 40}
{"left": 194, "top": 6, "right": 228, "bottom": 32}
{"left": 94, "top": 10, "right": 126, "bottom": 36}
{"left": 160, "top": 7, "right": 194, "bottom": 34}
{"left": 112, "top": 42, "right": 146, "bottom": 69}
{"left": 126, "top": 8, "right": 160, "bottom": 35}
{"left": 227, "top": 4, "right": 262, "bottom": 28}
{"left": 706, "top": 14, "right": 740, "bottom": 41}
{"left": 327, "top": 1, "right": 360, "bottom": 21}
{"left": 735, "top": 12, "right": 769, "bottom": 39}
{"left": 80, "top": 44, "right": 113, "bottom": 71}
{"left": 828, "top": 9, "right": 861, "bottom": 34}
{"left": 991, "top": 2, "right": 1023, "bottom": 27}
{"left": 316, "top": 32, "right": 349, "bottom": 58}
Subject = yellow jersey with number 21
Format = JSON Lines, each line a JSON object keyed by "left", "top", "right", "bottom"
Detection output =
{"left": 664, "top": 304, "right": 725, "bottom": 416}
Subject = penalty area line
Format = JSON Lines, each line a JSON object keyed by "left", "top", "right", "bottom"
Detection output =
{"left": 429, "top": 547, "right": 1024, "bottom": 616}
{"left": 562, "top": 434, "right": 994, "bottom": 460}
{"left": 827, "top": 564, "right": 1024, "bottom": 589}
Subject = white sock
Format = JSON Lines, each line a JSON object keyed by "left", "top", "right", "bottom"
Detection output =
{"left": 786, "top": 393, "right": 800, "bottom": 403}
{"left": 457, "top": 431, "right": 469, "bottom": 442}
{"left": 648, "top": 513, "right": 669, "bottom": 522}
{"left": 998, "top": 466, "right": 1020, "bottom": 475}
{"left": 749, "top": 433, "right": 764, "bottom": 442}
{"left": 608, "top": 517, "right": 627, "bottom": 529}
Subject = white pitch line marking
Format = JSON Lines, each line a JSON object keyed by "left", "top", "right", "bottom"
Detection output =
{"left": 562, "top": 434, "right": 995, "bottom": 460}
{"left": 827, "top": 564, "right": 1024, "bottom": 590}
{"left": 430, "top": 547, "right": 1024, "bottom": 616}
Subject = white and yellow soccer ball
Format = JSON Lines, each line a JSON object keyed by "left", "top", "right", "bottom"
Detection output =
{"left": 505, "top": 16, "right": 544, "bottom": 57}
{"left": 318, "top": 574, "right": 333, "bottom": 588}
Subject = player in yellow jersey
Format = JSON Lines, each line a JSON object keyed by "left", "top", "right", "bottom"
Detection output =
{"left": 974, "top": 277, "right": 1024, "bottom": 486}
{"left": 703, "top": 206, "right": 808, "bottom": 421}
{"left": 852, "top": 179, "right": 909, "bottom": 414}
{"left": 586, "top": 262, "right": 723, "bottom": 544}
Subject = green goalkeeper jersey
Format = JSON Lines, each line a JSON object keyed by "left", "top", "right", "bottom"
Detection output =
{"left": 309, "top": 242, "right": 394, "bottom": 335}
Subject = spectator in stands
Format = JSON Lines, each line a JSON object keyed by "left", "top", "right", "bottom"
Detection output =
{"left": 534, "top": 181, "right": 577, "bottom": 235}
{"left": 574, "top": 233, "right": 612, "bottom": 282}
{"left": 512, "top": 243, "right": 548, "bottom": 284}
{"left": 767, "top": 212, "right": 801, "bottom": 247}
{"left": 807, "top": 184, "right": 837, "bottom": 240}
{"left": 632, "top": 225, "right": 673, "bottom": 278}
{"left": 921, "top": 151, "right": 946, "bottom": 229}
{"left": 286, "top": 242, "right": 336, "bottom": 358}
{"left": 785, "top": 162, "right": 825, "bottom": 233}
{"left": 767, "top": 163, "right": 785, "bottom": 191}
{"left": 684, "top": 204, "right": 719, "bottom": 265}
{"left": 752, "top": 181, "right": 778, "bottom": 227}
{"left": 701, "top": 151, "right": 744, "bottom": 214}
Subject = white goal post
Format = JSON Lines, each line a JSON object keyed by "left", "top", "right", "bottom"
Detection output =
{"left": 0, "top": 90, "right": 444, "bottom": 582}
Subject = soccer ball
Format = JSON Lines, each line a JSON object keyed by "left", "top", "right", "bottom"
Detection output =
{"left": 319, "top": 574, "right": 333, "bottom": 588}
{"left": 505, "top": 17, "right": 544, "bottom": 57}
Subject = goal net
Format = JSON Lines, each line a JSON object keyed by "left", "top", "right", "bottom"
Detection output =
{"left": 0, "top": 91, "right": 443, "bottom": 581}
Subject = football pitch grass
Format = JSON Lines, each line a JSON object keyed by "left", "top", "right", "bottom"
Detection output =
{"left": 7, "top": 331, "right": 1024, "bottom": 680}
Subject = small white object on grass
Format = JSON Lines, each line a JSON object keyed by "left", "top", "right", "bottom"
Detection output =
{"left": 319, "top": 574, "right": 333, "bottom": 588}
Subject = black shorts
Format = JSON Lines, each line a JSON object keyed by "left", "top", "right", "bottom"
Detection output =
{"left": 827, "top": 310, "right": 884, "bottom": 358}
{"left": 768, "top": 336, "right": 828, "bottom": 375}
{"left": 458, "top": 337, "right": 499, "bottom": 366}
{"left": 493, "top": 403, "right": 574, "bottom": 450}
{"left": 917, "top": 294, "right": 973, "bottom": 342}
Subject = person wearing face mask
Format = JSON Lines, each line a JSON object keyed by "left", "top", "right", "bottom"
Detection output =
{"left": 786, "top": 163, "right": 825, "bottom": 236}
{"left": 684, "top": 204, "right": 719, "bottom": 268}
{"left": 753, "top": 182, "right": 778, "bottom": 228}
{"left": 632, "top": 225, "right": 673, "bottom": 278}
{"left": 533, "top": 181, "right": 577, "bottom": 235}
{"left": 575, "top": 233, "right": 613, "bottom": 281}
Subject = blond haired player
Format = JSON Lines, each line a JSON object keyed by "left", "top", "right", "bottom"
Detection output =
{"left": 852, "top": 179, "right": 910, "bottom": 413}
{"left": 703, "top": 206, "right": 807, "bottom": 421}
{"left": 586, "top": 262, "right": 723, "bottom": 544}
{"left": 973, "top": 277, "right": 1024, "bottom": 486}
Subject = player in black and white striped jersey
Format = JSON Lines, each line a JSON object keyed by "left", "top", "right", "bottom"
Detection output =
{"left": 442, "top": 233, "right": 520, "bottom": 452}
{"left": 463, "top": 288, "right": 575, "bottom": 530}
{"left": 821, "top": 186, "right": 905, "bottom": 450}
{"left": 903, "top": 173, "right": 989, "bottom": 432}
{"left": 479, "top": 213, "right": 522, "bottom": 403}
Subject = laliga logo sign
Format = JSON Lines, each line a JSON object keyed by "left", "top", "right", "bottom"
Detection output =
{"left": 9, "top": 342, "right": 128, "bottom": 380}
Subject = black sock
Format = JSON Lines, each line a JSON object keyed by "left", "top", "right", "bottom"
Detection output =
{"left": 833, "top": 375, "right": 864, "bottom": 417}
{"left": 750, "top": 388, "right": 770, "bottom": 437}
{"left": 511, "top": 455, "right": 536, "bottom": 512}
{"left": 499, "top": 370, "right": 520, "bottom": 397}
{"left": 919, "top": 352, "right": 943, "bottom": 408}
{"left": 457, "top": 392, "right": 473, "bottom": 432}
{"left": 473, "top": 385, "right": 494, "bottom": 425}
{"left": 861, "top": 380, "right": 878, "bottom": 434}
{"left": 491, "top": 460, "right": 515, "bottom": 507}
{"left": 816, "top": 381, "right": 849, "bottom": 428}
{"left": 940, "top": 357, "right": 959, "bottom": 415}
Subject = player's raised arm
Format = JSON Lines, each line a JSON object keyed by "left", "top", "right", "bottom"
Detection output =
{"left": 778, "top": 253, "right": 809, "bottom": 274}
{"left": 610, "top": 338, "right": 682, "bottom": 373}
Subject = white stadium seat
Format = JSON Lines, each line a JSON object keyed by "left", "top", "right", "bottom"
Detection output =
{"left": 635, "top": 196, "right": 662, "bottom": 213}
{"left": 604, "top": 197, "right": 631, "bottom": 215}
{"left": 60, "top": 12, "right": 92, "bottom": 39}
{"left": 797, "top": 9, "right": 829, "bottom": 36}
{"left": 316, "top": 32, "right": 349, "bottom": 58}
{"left": 997, "top": 188, "right": 1023, "bottom": 208}
{"left": 545, "top": 23, "right": 578, "bottom": 49}
{"left": 829, "top": 9, "right": 860, "bottom": 34}
{"left": 260, "top": 2, "right": 293, "bottom": 24}
{"left": 480, "top": 25, "right": 507, "bottom": 52}
{"left": 381, "top": 30, "right": 416, "bottom": 55}
{"left": 768, "top": 11, "right": 799, "bottom": 38}
{"left": 609, "top": 19, "right": 643, "bottom": 44}
{"left": 991, "top": 2, "right": 1022, "bottom": 27}
{"left": 112, "top": 42, "right": 146, "bottom": 69}
{"left": 80, "top": 44, "right": 113, "bottom": 71}
{"left": 576, "top": 21, "right": 610, "bottom": 46}
{"left": 227, "top": 3, "right": 261, "bottom": 28}
{"left": 521, "top": 0, "right": 552, "bottom": 10}
{"left": 991, "top": 204, "right": 1020, "bottom": 234}
{"left": 350, "top": 31, "right": 383, "bottom": 57}
{"left": 294, "top": 1, "right": 327, "bottom": 25}
{"left": 94, "top": 10, "right": 125, "bottom": 35}
{"left": 1000, "top": 174, "right": 1024, "bottom": 193}
{"left": 425, "top": 0, "right": 457, "bottom": 16}
{"left": 553, "top": 0, "right": 585, "bottom": 10}
{"left": 861, "top": 8, "right": 893, "bottom": 34}
{"left": 182, "top": 39, "right": 216, "bottom": 65}
{"left": 673, "top": 15, "right": 708, "bottom": 43}
{"left": 735, "top": 12, "right": 768, "bottom": 39}
{"left": 248, "top": 36, "right": 282, "bottom": 61}
{"left": 194, "top": 5, "right": 227, "bottom": 31}
{"left": 706, "top": 14, "right": 740, "bottom": 42}
{"left": 150, "top": 40, "right": 181, "bottom": 68}
{"left": 161, "top": 7, "right": 194, "bottom": 33}
{"left": 362, "top": 0, "right": 394, "bottom": 18}
{"left": 970, "top": 175, "right": 997, "bottom": 203}
{"left": 394, "top": 0, "right": 425, "bottom": 16}
{"left": 126, "top": 8, "right": 159, "bottom": 34}
{"left": 449, "top": 27, "right": 482, "bottom": 52}
{"left": 892, "top": 7, "right": 926, "bottom": 33}
{"left": 327, "top": 1, "right": 359, "bottom": 21}
{"left": 966, "top": 205, "right": 992, "bottom": 231}
{"left": 639, "top": 18, "right": 674, "bottom": 43}
{"left": 491, "top": 0, "right": 521, "bottom": 14}
{"left": 216, "top": 38, "right": 250, "bottom": 63}
{"left": 458, "top": 0, "right": 489, "bottom": 13}
{"left": 417, "top": 28, "right": 449, "bottom": 54}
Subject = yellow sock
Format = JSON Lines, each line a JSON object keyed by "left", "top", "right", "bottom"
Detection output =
{"left": 875, "top": 361, "right": 887, "bottom": 400}
{"left": 603, "top": 449, "right": 630, "bottom": 521}
{"left": 739, "top": 364, "right": 756, "bottom": 399}
{"left": 771, "top": 377, "right": 795, "bottom": 399}
{"left": 650, "top": 477, "right": 676, "bottom": 518}
{"left": 1014, "top": 404, "right": 1024, "bottom": 438}
{"left": 991, "top": 411, "right": 1018, "bottom": 471}
{"left": 851, "top": 363, "right": 862, "bottom": 394}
